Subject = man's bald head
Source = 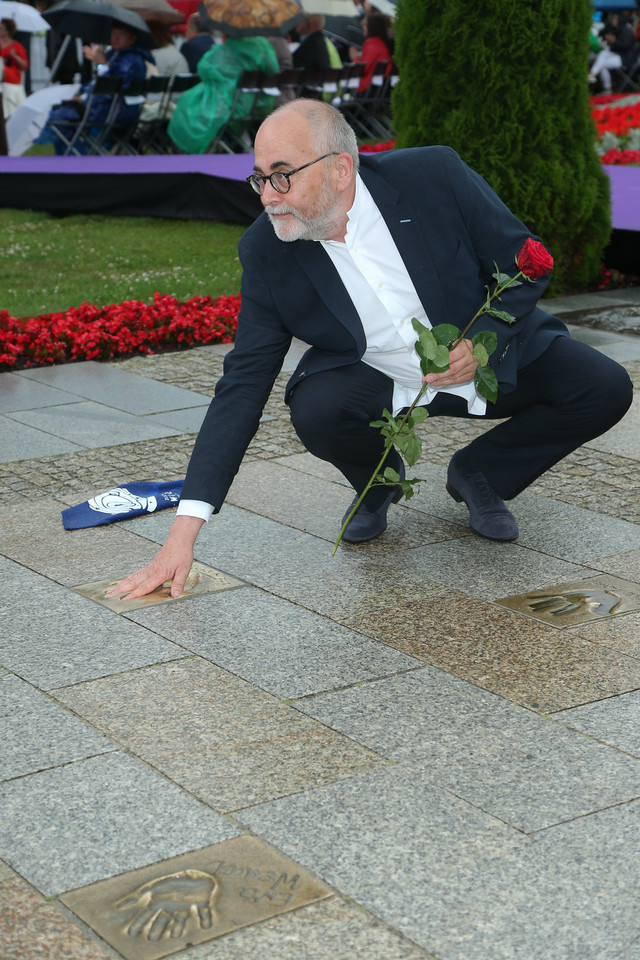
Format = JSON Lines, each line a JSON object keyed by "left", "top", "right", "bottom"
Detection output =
{"left": 257, "top": 99, "right": 360, "bottom": 172}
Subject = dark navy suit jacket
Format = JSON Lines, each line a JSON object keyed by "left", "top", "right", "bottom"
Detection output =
{"left": 181, "top": 146, "right": 568, "bottom": 507}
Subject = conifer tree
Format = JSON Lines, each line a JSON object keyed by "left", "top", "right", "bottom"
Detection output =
{"left": 392, "top": 0, "right": 610, "bottom": 293}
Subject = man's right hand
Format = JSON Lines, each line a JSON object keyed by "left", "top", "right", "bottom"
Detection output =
{"left": 107, "top": 515, "right": 205, "bottom": 600}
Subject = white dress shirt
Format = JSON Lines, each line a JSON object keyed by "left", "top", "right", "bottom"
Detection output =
{"left": 178, "top": 174, "right": 485, "bottom": 521}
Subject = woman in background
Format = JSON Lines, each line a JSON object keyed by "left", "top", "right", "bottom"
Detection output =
{"left": 0, "top": 18, "right": 28, "bottom": 118}
{"left": 349, "top": 12, "right": 392, "bottom": 94}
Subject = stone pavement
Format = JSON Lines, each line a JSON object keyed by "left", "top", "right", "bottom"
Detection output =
{"left": 1, "top": 287, "right": 640, "bottom": 960}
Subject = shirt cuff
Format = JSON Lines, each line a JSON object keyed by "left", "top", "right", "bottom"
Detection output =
{"left": 176, "top": 499, "right": 214, "bottom": 522}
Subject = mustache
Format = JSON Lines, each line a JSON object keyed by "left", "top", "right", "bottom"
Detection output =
{"left": 264, "top": 204, "right": 300, "bottom": 219}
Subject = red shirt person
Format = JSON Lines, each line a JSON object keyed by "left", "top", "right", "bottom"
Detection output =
{"left": 350, "top": 13, "right": 392, "bottom": 94}
{"left": 0, "top": 17, "right": 28, "bottom": 118}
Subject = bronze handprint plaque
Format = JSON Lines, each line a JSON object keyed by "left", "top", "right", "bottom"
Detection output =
{"left": 61, "top": 836, "right": 331, "bottom": 959}
{"left": 496, "top": 574, "right": 640, "bottom": 627}
{"left": 72, "top": 561, "right": 245, "bottom": 612}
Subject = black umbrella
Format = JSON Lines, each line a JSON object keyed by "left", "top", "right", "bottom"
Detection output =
{"left": 43, "top": 0, "right": 154, "bottom": 46}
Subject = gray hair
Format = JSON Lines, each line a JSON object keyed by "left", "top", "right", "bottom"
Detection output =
{"left": 268, "top": 99, "right": 360, "bottom": 171}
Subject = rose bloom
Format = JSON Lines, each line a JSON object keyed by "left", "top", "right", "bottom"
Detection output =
{"left": 517, "top": 238, "right": 554, "bottom": 280}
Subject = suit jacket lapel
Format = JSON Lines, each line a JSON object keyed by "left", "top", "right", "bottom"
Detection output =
{"left": 360, "top": 163, "right": 450, "bottom": 326}
{"left": 293, "top": 238, "right": 366, "bottom": 352}
{"left": 290, "top": 160, "right": 449, "bottom": 343}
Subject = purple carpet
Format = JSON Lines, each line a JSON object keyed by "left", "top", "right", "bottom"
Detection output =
{"left": 0, "top": 154, "right": 638, "bottom": 234}
{"left": 604, "top": 165, "right": 640, "bottom": 232}
{"left": 0, "top": 153, "right": 256, "bottom": 178}
{"left": 0, "top": 153, "right": 262, "bottom": 223}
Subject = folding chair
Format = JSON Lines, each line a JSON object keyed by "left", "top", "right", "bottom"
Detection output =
{"left": 45, "top": 75, "right": 123, "bottom": 156}
{"left": 149, "top": 73, "right": 201, "bottom": 154}
{"left": 209, "top": 70, "right": 265, "bottom": 153}
{"left": 276, "top": 66, "right": 304, "bottom": 102}
{"left": 125, "top": 74, "right": 172, "bottom": 154}
{"left": 614, "top": 47, "right": 640, "bottom": 92}
{"left": 90, "top": 76, "right": 147, "bottom": 155}
{"left": 340, "top": 61, "right": 391, "bottom": 142}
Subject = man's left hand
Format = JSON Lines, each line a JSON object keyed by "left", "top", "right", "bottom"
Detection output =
{"left": 423, "top": 338, "right": 478, "bottom": 388}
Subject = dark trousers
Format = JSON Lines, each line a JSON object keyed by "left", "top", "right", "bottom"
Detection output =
{"left": 288, "top": 336, "right": 633, "bottom": 507}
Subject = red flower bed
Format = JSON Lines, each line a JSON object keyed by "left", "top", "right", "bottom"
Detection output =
{"left": 591, "top": 94, "right": 640, "bottom": 165}
{"left": 0, "top": 292, "right": 240, "bottom": 372}
{"left": 600, "top": 147, "right": 640, "bottom": 165}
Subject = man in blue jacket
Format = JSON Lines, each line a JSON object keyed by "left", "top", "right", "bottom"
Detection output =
{"left": 113, "top": 99, "right": 632, "bottom": 599}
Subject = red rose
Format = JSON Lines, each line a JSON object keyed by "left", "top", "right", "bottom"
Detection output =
{"left": 517, "top": 238, "right": 554, "bottom": 280}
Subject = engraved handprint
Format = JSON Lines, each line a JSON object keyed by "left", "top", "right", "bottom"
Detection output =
{"left": 528, "top": 588, "right": 621, "bottom": 618}
{"left": 115, "top": 869, "right": 219, "bottom": 942}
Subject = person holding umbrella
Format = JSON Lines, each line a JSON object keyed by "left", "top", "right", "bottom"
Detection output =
{"left": 34, "top": 13, "right": 154, "bottom": 153}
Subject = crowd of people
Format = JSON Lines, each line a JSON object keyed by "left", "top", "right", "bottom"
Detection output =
{"left": 4, "top": 0, "right": 396, "bottom": 154}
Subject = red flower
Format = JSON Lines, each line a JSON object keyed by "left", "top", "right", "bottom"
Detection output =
{"left": 517, "top": 238, "right": 554, "bottom": 280}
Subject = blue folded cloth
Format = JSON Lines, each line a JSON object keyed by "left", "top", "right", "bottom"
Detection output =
{"left": 62, "top": 480, "right": 184, "bottom": 530}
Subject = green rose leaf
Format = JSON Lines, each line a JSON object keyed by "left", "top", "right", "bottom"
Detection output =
{"left": 431, "top": 323, "right": 460, "bottom": 347}
{"left": 474, "top": 364, "right": 498, "bottom": 404}
{"left": 410, "top": 406, "right": 429, "bottom": 424}
{"left": 486, "top": 307, "right": 517, "bottom": 324}
{"left": 472, "top": 329, "right": 497, "bottom": 356}
{"left": 473, "top": 342, "right": 489, "bottom": 367}
{"left": 394, "top": 430, "right": 422, "bottom": 466}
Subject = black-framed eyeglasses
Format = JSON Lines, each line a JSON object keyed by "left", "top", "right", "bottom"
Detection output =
{"left": 246, "top": 152, "right": 339, "bottom": 195}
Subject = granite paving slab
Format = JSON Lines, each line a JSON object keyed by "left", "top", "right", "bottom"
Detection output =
{"left": 0, "top": 497, "right": 164, "bottom": 586}
{"left": 129, "top": 586, "right": 422, "bottom": 699}
{"left": 15, "top": 361, "right": 209, "bottom": 414}
{"left": 405, "top": 465, "right": 640, "bottom": 564}
{"left": 498, "top": 493, "right": 640, "bottom": 563}
{"left": 6, "top": 401, "right": 181, "bottom": 448}
{"left": 0, "top": 556, "right": 186, "bottom": 688}
{"left": 0, "top": 675, "right": 115, "bottom": 781}
{"left": 0, "top": 874, "right": 113, "bottom": 960}
{"left": 543, "top": 292, "right": 634, "bottom": 314}
{"left": 555, "top": 689, "right": 640, "bottom": 756}
{"left": 273, "top": 450, "right": 351, "bottom": 485}
{"left": 362, "top": 536, "right": 595, "bottom": 602}
{"left": 569, "top": 610, "right": 640, "bottom": 660}
{"left": 238, "top": 766, "right": 640, "bottom": 960}
{"left": 142, "top": 405, "right": 209, "bottom": 433}
{"left": 336, "top": 588, "right": 640, "bottom": 712}
{"left": 0, "top": 751, "right": 239, "bottom": 897}
{"left": 592, "top": 338, "right": 640, "bottom": 362}
{"left": 52, "top": 657, "right": 389, "bottom": 813}
{"left": 123, "top": 507, "right": 453, "bottom": 622}
{"left": 587, "top": 396, "right": 640, "bottom": 459}
{"left": 225, "top": 459, "right": 468, "bottom": 550}
{"left": 0, "top": 414, "right": 82, "bottom": 462}
{"left": 528, "top": 798, "right": 640, "bottom": 900}
{"left": 593, "top": 548, "right": 640, "bottom": 584}
{"left": 0, "top": 372, "right": 78, "bottom": 413}
{"left": 182, "top": 896, "right": 436, "bottom": 960}
{"left": 293, "top": 670, "right": 640, "bottom": 831}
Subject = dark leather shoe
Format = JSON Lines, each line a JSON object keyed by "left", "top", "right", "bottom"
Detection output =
{"left": 446, "top": 452, "right": 518, "bottom": 541}
{"left": 341, "top": 461, "right": 405, "bottom": 543}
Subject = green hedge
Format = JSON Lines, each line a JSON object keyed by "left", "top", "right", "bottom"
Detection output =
{"left": 392, "top": 0, "right": 610, "bottom": 293}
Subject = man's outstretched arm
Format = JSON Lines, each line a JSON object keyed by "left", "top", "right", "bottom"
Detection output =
{"left": 107, "top": 515, "right": 205, "bottom": 599}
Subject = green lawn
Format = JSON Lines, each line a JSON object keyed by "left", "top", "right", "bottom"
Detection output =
{"left": 2, "top": 209, "right": 246, "bottom": 318}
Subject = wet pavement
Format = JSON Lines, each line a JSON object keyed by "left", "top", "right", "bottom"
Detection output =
{"left": 1, "top": 287, "right": 639, "bottom": 960}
